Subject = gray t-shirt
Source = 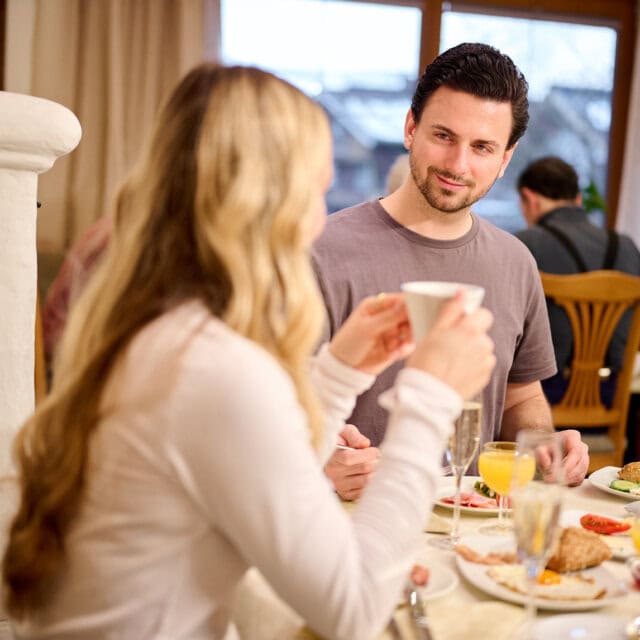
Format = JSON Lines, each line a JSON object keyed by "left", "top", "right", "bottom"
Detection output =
{"left": 516, "top": 206, "right": 640, "bottom": 371}
{"left": 312, "top": 200, "right": 556, "bottom": 468}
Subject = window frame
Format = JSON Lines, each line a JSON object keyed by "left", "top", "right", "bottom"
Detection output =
{"left": 0, "top": 0, "right": 5, "bottom": 90}
{"left": 418, "top": 0, "right": 636, "bottom": 228}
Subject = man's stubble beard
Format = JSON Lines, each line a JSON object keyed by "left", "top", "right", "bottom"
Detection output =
{"left": 409, "top": 152, "right": 500, "bottom": 215}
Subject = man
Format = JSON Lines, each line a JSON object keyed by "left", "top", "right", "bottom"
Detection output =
{"left": 515, "top": 156, "right": 640, "bottom": 404}
{"left": 313, "top": 43, "right": 589, "bottom": 499}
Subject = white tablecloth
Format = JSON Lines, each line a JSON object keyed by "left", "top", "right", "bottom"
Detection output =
{"left": 232, "top": 475, "right": 640, "bottom": 639}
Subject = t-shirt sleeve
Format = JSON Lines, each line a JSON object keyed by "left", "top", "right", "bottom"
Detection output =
{"left": 508, "top": 254, "right": 558, "bottom": 383}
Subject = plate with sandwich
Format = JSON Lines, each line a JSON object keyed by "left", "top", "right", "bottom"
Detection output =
{"left": 454, "top": 528, "right": 627, "bottom": 611}
{"left": 589, "top": 463, "right": 640, "bottom": 500}
{"left": 561, "top": 509, "right": 635, "bottom": 560}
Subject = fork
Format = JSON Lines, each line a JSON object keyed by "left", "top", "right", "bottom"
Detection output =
{"left": 405, "top": 580, "right": 434, "bottom": 640}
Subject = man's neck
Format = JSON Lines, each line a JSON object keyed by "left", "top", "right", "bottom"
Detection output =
{"left": 380, "top": 186, "right": 473, "bottom": 240}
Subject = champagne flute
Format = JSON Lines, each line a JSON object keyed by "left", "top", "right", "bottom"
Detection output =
{"left": 511, "top": 430, "right": 564, "bottom": 638}
{"left": 477, "top": 441, "right": 533, "bottom": 535}
{"left": 429, "top": 400, "right": 481, "bottom": 550}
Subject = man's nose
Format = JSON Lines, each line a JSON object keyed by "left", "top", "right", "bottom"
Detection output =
{"left": 442, "top": 145, "right": 470, "bottom": 177}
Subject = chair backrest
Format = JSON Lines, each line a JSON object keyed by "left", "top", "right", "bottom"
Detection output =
{"left": 540, "top": 270, "right": 640, "bottom": 470}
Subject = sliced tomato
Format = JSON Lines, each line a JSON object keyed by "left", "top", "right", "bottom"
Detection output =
{"left": 579, "top": 513, "right": 631, "bottom": 535}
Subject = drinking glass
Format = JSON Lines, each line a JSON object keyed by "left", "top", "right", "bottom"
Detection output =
{"left": 429, "top": 400, "right": 481, "bottom": 551}
{"left": 511, "top": 430, "right": 564, "bottom": 638}
{"left": 477, "top": 441, "right": 529, "bottom": 535}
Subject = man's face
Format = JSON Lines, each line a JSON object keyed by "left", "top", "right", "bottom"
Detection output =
{"left": 405, "top": 86, "right": 517, "bottom": 215}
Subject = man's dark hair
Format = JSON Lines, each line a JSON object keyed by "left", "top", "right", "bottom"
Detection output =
{"left": 517, "top": 156, "right": 580, "bottom": 200}
{"left": 411, "top": 42, "right": 529, "bottom": 149}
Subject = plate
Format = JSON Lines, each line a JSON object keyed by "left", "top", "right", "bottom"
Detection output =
{"left": 528, "top": 613, "right": 627, "bottom": 639}
{"left": 589, "top": 466, "right": 640, "bottom": 500}
{"left": 399, "top": 560, "right": 459, "bottom": 605}
{"left": 434, "top": 486, "right": 508, "bottom": 516}
{"left": 561, "top": 509, "right": 635, "bottom": 560}
{"left": 455, "top": 535, "right": 628, "bottom": 611}
{"left": 418, "top": 561, "right": 459, "bottom": 601}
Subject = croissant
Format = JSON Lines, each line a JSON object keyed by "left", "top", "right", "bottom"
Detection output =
{"left": 546, "top": 526, "right": 612, "bottom": 572}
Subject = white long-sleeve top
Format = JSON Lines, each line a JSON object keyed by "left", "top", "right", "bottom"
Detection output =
{"left": 14, "top": 300, "right": 460, "bottom": 640}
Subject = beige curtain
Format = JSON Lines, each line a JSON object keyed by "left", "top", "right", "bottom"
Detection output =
{"left": 31, "top": 0, "right": 220, "bottom": 253}
{"left": 616, "top": 4, "right": 640, "bottom": 245}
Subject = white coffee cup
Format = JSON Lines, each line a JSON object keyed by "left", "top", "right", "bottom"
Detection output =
{"left": 401, "top": 281, "right": 485, "bottom": 341}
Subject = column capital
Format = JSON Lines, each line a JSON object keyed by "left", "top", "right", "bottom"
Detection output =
{"left": 0, "top": 91, "right": 82, "bottom": 173}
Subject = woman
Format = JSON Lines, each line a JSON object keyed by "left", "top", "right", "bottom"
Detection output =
{"left": 3, "top": 64, "right": 495, "bottom": 639}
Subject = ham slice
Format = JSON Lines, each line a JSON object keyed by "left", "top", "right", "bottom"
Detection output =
{"left": 440, "top": 492, "right": 498, "bottom": 509}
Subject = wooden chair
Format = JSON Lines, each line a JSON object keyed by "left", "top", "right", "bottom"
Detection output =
{"left": 540, "top": 270, "right": 640, "bottom": 472}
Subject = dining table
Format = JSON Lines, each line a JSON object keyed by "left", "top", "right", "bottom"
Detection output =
{"left": 231, "top": 470, "right": 640, "bottom": 640}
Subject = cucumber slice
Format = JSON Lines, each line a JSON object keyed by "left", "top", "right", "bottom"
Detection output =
{"left": 610, "top": 479, "right": 639, "bottom": 492}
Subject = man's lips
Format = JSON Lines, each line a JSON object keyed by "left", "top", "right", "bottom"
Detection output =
{"left": 435, "top": 173, "right": 467, "bottom": 189}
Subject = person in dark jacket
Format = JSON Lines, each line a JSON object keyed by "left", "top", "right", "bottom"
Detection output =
{"left": 515, "top": 156, "right": 640, "bottom": 404}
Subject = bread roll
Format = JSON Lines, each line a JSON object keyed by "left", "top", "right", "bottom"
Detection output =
{"left": 546, "top": 526, "right": 612, "bottom": 573}
{"left": 619, "top": 462, "right": 640, "bottom": 483}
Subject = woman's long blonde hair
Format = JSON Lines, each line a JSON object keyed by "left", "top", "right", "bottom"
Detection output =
{"left": 3, "top": 64, "right": 329, "bottom": 618}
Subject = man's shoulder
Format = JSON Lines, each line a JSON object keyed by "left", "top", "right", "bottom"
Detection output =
{"left": 514, "top": 225, "right": 545, "bottom": 248}
{"left": 314, "top": 200, "right": 383, "bottom": 251}
{"left": 477, "top": 216, "right": 537, "bottom": 254}
{"left": 325, "top": 200, "right": 380, "bottom": 227}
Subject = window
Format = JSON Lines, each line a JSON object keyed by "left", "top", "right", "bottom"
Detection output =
{"left": 220, "top": 0, "right": 635, "bottom": 228}
{"left": 221, "top": 0, "right": 421, "bottom": 212}
{"left": 441, "top": 11, "right": 617, "bottom": 232}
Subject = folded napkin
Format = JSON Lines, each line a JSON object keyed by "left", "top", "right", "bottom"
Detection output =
{"left": 390, "top": 601, "right": 524, "bottom": 640}
{"left": 426, "top": 511, "right": 452, "bottom": 534}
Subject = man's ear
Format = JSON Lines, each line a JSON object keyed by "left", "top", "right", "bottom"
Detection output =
{"left": 497, "top": 141, "right": 518, "bottom": 179}
{"left": 519, "top": 186, "right": 541, "bottom": 225}
{"left": 403, "top": 108, "right": 415, "bottom": 150}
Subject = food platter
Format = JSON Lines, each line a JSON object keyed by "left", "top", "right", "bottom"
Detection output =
{"left": 455, "top": 535, "right": 627, "bottom": 611}
{"left": 589, "top": 466, "right": 640, "bottom": 501}
{"left": 561, "top": 509, "right": 635, "bottom": 560}
{"left": 433, "top": 477, "right": 508, "bottom": 517}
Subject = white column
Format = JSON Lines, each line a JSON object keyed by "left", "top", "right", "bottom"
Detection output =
{"left": 0, "top": 92, "right": 81, "bottom": 548}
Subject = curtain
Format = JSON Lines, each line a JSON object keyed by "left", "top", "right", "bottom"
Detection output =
{"left": 616, "top": 5, "right": 640, "bottom": 245}
{"left": 31, "top": 0, "right": 219, "bottom": 253}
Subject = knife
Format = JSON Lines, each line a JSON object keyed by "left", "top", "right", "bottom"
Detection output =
{"left": 406, "top": 582, "right": 434, "bottom": 640}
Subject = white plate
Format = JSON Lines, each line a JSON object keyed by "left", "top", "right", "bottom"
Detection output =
{"left": 589, "top": 466, "right": 640, "bottom": 500}
{"left": 561, "top": 509, "right": 635, "bottom": 560}
{"left": 455, "top": 535, "right": 628, "bottom": 611}
{"left": 398, "top": 560, "right": 459, "bottom": 605}
{"left": 528, "top": 613, "right": 627, "bottom": 640}
{"left": 434, "top": 483, "right": 508, "bottom": 517}
{"left": 418, "top": 561, "right": 459, "bottom": 601}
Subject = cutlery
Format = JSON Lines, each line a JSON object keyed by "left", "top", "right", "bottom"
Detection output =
{"left": 405, "top": 580, "right": 434, "bottom": 640}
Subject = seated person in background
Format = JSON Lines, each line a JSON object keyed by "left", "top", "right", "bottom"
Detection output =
{"left": 3, "top": 63, "right": 496, "bottom": 640}
{"left": 312, "top": 43, "right": 589, "bottom": 498}
{"left": 515, "top": 156, "right": 640, "bottom": 405}
{"left": 42, "top": 214, "right": 111, "bottom": 364}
